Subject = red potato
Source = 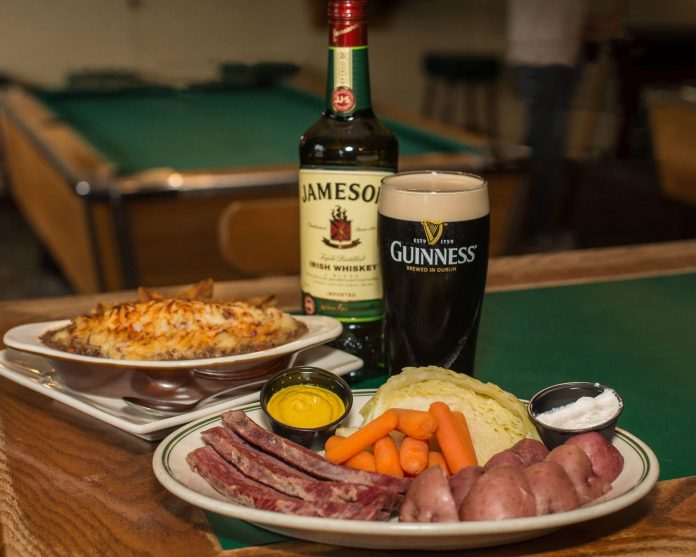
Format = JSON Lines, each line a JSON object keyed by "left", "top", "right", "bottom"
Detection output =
{"left": 459, "top": 465, "right": 536, "bottom": 521}
{"left": 523, "top": 461, "right": 581, "bottom": 515}
{"left": 449, "top": 465, "right": 484, "bottom": 509}
{"left": 399, "top": 466, "right": 459, "bottom": 523}
{"left": 510, "top": 438, "right": 549, "bottom": 467}
{"left": 483, "top": 438, "right": 549, "bottom": 471}
{"left": 546, "top": 444, "right": 609, "bottom": 504}
{"left": 483, "top": 450, "right": 524, "bottom": 471}
{"left": 566, "top": 432, "right": 624, "bottom": 483}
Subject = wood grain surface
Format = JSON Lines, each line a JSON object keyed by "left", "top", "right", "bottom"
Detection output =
{"left": 1, "top": 240, "right": 695, "bottom": 556}
{"left": 208, "top": 477, "right": 696, "bottom": 556}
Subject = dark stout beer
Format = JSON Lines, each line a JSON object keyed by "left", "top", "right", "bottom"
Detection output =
{"left": 378, "top": 171, "right": 489, "bottom": 376}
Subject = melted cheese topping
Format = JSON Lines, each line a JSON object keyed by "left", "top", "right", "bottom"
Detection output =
{"left": 41, "top": 298, "right": 308, "bottom": 361}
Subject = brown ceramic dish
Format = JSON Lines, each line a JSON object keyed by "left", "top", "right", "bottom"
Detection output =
{"left": 3, "top": 316, "right": 342, "bottom": 398}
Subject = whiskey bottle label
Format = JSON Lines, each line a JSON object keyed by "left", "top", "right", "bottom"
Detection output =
{"left": 299, "top": 168, "right": 392, "bottom": 322}
{"left": 327, "top": 46, "right": 370, "bottom": 115}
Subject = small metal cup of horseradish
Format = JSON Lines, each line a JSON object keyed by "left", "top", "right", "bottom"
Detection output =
{"left": 528, "top": 382, "right": 624, "bottom": 449}
{"left": 260, "top": 366, "right": 353, "bottom": 450}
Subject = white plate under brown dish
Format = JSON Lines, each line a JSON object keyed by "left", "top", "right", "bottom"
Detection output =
{"left": 153, "top": 391, "right": 660, "bottom": 551}
{"left": 2, "top": 315, "right": 341, "bottom": 398}
{"left": 0, "top": 345, "right": 361, "bottom": 441}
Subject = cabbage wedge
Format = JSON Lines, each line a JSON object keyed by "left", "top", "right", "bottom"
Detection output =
{"left": 360, "top": 366, "right": 540, "bottom": 465}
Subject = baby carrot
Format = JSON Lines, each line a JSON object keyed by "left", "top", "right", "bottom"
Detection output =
{"left": 325, "top": 436, "right": 376, "bottom": 472}
{"left": 394, "top": 408, "right": 439, "bottom": 440}
{"left": 373, "top": 435, "right": 404, "bottom": 477}
{"left": 428, "top": 401, "right": 477, "bottom": 474}
{"left": 324, "top": 434, "right": 345, "bottom": 454}
{"left": 452, "top": 411, "right": 478, "bottom": 466}
{"left": 427, "top": 450, "right": 451, "bottom": 476}
{"left": 325, "top": 409, "right": 399, "bottom": 464}
{"left": 344, "top": 451, "right": 377, "bottom": 473}
{"left": 398, "top": 436, "right": 429, "bottom": 476}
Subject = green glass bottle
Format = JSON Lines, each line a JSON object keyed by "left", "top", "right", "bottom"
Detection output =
{"left": 299, "top": 0, "right": 398, "bottom": 380}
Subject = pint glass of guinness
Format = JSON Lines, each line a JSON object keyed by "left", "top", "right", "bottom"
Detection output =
{"left": 378, "top": 171, "right": 489, "bottom": 376}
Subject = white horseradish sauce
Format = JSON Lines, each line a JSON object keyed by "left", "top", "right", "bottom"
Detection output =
{"left": 536, "top": 389, "right": 621, "bottom": 429}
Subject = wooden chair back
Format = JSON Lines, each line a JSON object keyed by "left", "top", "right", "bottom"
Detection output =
{"left": 217, "top": 196, "right": 300, "bottom": 276}
{"left": 649, "top": 96, "right": 696, "bottom": 207}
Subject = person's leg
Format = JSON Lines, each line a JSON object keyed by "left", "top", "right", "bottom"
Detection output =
{"left": 513, "top": 64, "right": 578, "bottom": 242}
{"left": 533, "top": 65, "right": 576, "bottom": 237}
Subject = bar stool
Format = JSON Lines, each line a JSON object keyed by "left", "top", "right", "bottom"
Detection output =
{"left": 422, "top": 54, "right": 501, "bottom": 136}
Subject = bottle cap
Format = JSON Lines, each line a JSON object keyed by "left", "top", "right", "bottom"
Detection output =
{"left": 328, "top": 0, "right": 367, "bottom": 21}
{"left": 328, "top": 0, "right": 367, "bottom": 47}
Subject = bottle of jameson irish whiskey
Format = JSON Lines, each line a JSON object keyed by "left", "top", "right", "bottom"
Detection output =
{"left": 299, "top": 0, "right": 398, "bottom": 378}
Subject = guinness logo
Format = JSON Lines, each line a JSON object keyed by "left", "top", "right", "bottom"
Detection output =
{"left": 421, "top": 220, "right": 445, "bottom": 245}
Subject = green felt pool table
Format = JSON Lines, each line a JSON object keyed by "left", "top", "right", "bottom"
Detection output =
{"left": 1, "top": 84, "right": 524, "bottom": 293}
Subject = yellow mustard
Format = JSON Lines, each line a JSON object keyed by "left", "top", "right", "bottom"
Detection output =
{"left": 266, "top": 384, "right": 345, "bottom": 428}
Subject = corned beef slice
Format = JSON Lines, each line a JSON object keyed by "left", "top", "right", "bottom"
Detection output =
{"left": 221, "top": 409, "right": 410, "bottom": 493}
{"left": 201, "top": 426, "right": 399, "bottom": 509}
{"left": 187, "top": 446, "right": 385, "bottom": 520}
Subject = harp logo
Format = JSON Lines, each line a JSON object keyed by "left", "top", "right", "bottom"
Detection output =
{"left": 323, "top": 205, "right": 361, "bottom": 249}
{"left": 421, "top": 220, "right": 445, "bottom": 245}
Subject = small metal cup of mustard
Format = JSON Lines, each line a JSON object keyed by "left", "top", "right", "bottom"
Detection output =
{"left": 260, "top": 366, "right": 353, "bottom": 450}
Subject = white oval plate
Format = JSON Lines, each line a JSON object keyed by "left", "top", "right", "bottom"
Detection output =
{"left": 0, "top": 345, "right": 362, "bottom": 441}
{"left": 3, "top": 315, "right": 341, "bottom": 369}
{"left": 153, "top": 391, "right": 659, "bottom": 551}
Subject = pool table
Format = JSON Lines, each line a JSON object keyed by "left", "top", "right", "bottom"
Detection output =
{"left": 0, "top": 83, "right": 524, "bottom": 293}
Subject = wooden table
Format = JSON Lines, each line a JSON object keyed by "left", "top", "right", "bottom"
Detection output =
{"left": 2, "top": 240, "right": 696, "bottom": 556}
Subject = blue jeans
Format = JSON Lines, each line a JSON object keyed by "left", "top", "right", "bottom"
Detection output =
{"left": 512, "top": 65, "right": 578, "bottom": 237}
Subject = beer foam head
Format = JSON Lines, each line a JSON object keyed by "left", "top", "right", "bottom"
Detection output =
{"left": 379, "top": 171, "right": 489, "bottom": 221}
